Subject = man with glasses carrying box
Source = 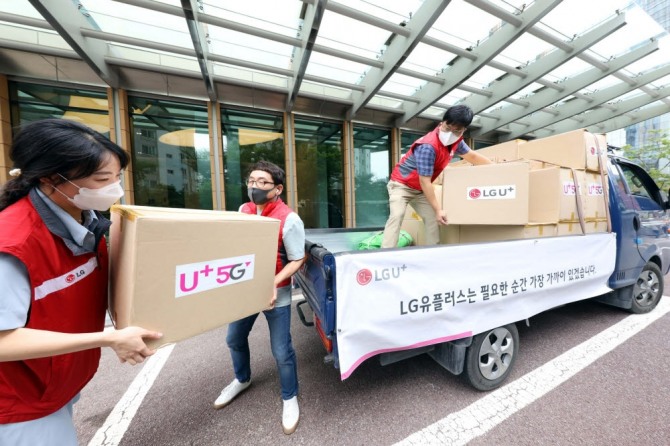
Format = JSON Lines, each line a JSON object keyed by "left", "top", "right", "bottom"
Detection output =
{"left": 213, "top": 161, "right": 305, "bottom": 435}
{"left": 381, "top": 105, "right": 492, "bottom": 248}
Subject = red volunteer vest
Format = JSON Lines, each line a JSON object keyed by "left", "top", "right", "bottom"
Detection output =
{"left": 0, "top": 196, "right": 108, "bottom": 423}
{"left": 241, "top": 198, "right": 293, "bottom": 288}
{"left": 390, "top": 127, "right": 463, "bottom": 190}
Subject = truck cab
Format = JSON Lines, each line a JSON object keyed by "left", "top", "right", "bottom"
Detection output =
{"left": 598, "top": 152, "right": 670, "bottom": 313}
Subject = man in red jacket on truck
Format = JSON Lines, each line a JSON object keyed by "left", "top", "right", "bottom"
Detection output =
{"left": 381, "top": 105, "right": 492, "bottom": 248}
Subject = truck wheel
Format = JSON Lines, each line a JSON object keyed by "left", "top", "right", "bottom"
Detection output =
{"left": 629, "top": 262, "right": 663, "bottom": 314}
{"left": 464, "top": 324, "right": 518, "bottom": 391}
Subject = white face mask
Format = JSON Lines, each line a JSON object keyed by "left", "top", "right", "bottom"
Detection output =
{"left": 439, "top": 130, "right": 460, "bottom": 146}
{"left": 54, "top": 175, "right": 125, "bottom": 211}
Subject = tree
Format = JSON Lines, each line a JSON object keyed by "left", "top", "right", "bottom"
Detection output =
{"left": 622, "top": 129, "right": 670, "bottom": 189}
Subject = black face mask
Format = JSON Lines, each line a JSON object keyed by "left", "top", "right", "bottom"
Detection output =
{"left": 248, "top": 187, "right": 274, "bottom": 205}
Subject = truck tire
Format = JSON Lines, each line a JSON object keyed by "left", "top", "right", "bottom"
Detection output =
{"left": 629, "top": 262, "right": 663, "bottom": 314}
{"left": 464, "top": 324, "right": 518, "bottom": 391}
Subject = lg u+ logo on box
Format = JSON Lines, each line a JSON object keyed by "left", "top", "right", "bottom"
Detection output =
{"left": 467, "top": 185, "right": 516, "bottom": 200}
{"left": 175, "top": 254, "right": 255, "bottom": 298}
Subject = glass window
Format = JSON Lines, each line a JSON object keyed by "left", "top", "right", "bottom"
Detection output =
{"left": 129, "top": 96, "right": 212, "bottom": 209}
{"left": 353, "top": 126, "right": 391, "bottom": 227}
{"left": 400, "top": 130, "right": 424, "bottom": 156}
{"left": 221, "top": 108, "right": 284, "bottom": 211}
{"left": 9, "top": 82, "right": 109, "bottom": 136}
{"left": 294, "top": 117, "right": 344, "bottom": 228}
{"left": 618, "top": 162, "right": 663, "bottom": 211}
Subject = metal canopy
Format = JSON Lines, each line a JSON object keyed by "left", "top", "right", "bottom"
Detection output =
{"left": 471, "top": 39, "right": 659, "bottom": 137}
{"left": 26, "top": 0, "right": 121, "bottom": 88}
{"left": 0, "top": 0, "right": 668, "bottom": 142}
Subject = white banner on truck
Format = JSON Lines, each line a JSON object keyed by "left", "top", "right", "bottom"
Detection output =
{"left": 335, "top": 233, "right": 616, "bottom": 380}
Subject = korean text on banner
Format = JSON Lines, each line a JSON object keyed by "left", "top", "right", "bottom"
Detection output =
{"left": 334, "top": 233, "right": 616, "bottom": 380}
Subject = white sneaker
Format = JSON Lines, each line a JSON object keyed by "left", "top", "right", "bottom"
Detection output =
{"left": 213, "top": 379, "right": 251, "bottom": 409}
{"left": 282, "top": 396, "right": 299, "bottom": 435}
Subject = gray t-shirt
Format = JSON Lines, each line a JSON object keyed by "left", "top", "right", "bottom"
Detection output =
{"left": 239, "top": 204, "right": 305, "bottom": 308}
{"left": 0, "top": 189, "right": 97, "bottom": 330}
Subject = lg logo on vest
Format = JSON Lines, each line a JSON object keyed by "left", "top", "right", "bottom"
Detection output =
{"left": 66, "top": 269, "right": 87, "bottom": 283}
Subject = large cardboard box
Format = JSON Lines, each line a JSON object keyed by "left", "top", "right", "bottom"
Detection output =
{"left": 433, "top": 184, "right": 443, "bottom": 205}
{"left": 529, "top": 163, "right": 607, "bottom": 223}
{"left": 529, "top": 166, "right": 607, "bottom": 223}
{"left": 458, "top": 224, "right": 557, "bottom": 243}
{"left": 518, "top": 129, "right": 607, "bottom": 172}
{"left": 439, "top": 224, "right": 461, "bottom": 244}
{"left": 583, "top": 171, "right": 608, "bottom": 220}
{"left": 474, "top": 139, "right": 526, "bottom": 163}
{"left": 444, "top": 140, "right": 526, "bottom": 169}
{"left": 442, "top": 162, "right": 530, "bottom": 225}
{"left": 445, "top": 160, "right": 470, "bottom": 168}
{"left": 529, "top": 167, "right": 590, "bottom": 223}
{"left": 109, "top": 205, "right": 280, "bottom": 348}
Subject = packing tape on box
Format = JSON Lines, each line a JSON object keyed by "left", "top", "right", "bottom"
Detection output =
{"left": 111, "top": 205, "right": 141, "bottom": 221}
{"left": 559, "top": 218, "right": 608, "bottom": 225}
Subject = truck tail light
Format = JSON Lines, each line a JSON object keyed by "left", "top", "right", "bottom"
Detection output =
{"left": 314, "top": 316, "right": 332, "bottom": 353}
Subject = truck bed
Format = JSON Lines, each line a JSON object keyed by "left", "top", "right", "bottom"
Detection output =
{"left": 295, "top": 229, "right": 617, "bottom": 380}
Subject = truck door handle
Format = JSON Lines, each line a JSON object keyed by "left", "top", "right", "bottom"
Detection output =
{"left": 633, "top": 215, "right": 640, "bottom": 231}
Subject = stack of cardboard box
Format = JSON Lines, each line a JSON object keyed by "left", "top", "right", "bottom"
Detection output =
{"left": 435, "top": 129, "right": 609, "bottom": 244}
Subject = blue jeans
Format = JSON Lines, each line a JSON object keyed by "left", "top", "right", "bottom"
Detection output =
{"left": 226, "top": 304, "right": 298, "bottom": 400}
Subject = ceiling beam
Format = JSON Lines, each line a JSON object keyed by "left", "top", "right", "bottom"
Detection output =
{"left": 467, "top": 0, "right": 522, "bottom": 26}
{"left": 287, "top": 0, "right": 328, "bottom": 112}
{"left": 181, "top": 0, "right": 217, "bottom": 101}
{"left": 0, "top": 38, "right": 78, "bottom": 59}
{"left": 29, "top": 0, "right": 120, "bottom": 87}
{"left": 472, "top": 38, "right": 658, "bottom": 137}
{"left": 81, "top": 28, "right": 369, "bottom": 93}
{"left": 325, "top": 1, "right": 411, "bottom": 37}
{"left": 421, "top": 35, "right": 476, "bottom": 60}
{"left": 396, "top": 0, "right": 562, "bottom": 126}
{"left": 346, "top": 0, "right": 449, "bottom": 119}
{"left": 0, "top": 11, "right": 52, "bottom": 29}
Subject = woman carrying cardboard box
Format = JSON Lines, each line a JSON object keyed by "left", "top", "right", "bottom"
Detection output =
{"left": 0, "top": 119, "right": 162, "bottom": 446}
{"left": 213, "top": 161, "right": 306, "bottom": 435}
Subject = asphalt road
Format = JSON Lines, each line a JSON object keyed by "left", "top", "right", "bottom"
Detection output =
{"left": 73, "top": 291, "right": 670, "bottom": 446}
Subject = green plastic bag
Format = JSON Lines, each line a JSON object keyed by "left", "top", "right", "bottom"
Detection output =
{"left": 357, "top": 230, "right": 414, "bottom": 250}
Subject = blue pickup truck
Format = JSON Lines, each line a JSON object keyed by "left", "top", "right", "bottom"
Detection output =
{"left": 294, "top": 151, "right": 670, "bottom": 391}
